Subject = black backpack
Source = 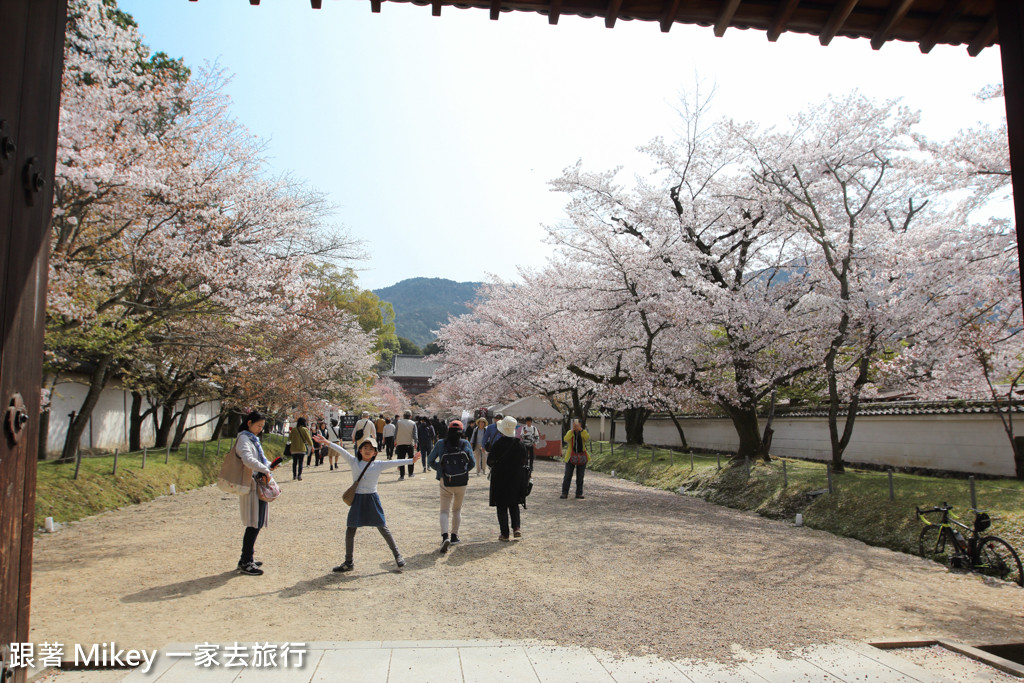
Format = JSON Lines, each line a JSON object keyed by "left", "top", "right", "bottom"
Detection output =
{"left": 440, "top": 444, "right": 471, "bottom": 487}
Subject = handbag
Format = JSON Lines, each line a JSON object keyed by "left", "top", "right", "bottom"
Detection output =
{"left": 342, "top": 455, "right": 376, "bottom": 506}
{"left": 255, "top": 473, "right": 281, "bottom": 502}
{"left": 217, "top": 438, "right": 251, "bottom": 495}
{"left": 569, "top": 450, "right": 588, "bottom": 466}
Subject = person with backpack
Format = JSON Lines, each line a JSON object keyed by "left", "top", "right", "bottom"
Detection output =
{"left": 519, "top": 416, "right": 539, "bottom": 473}
{"left": 352, "top": 411, "right": 376, "bottom": 452}
{"left": 417, "top": 416, "right": 436, "bottom": 474}
{"left": 487, "top": 416, "right": 527, "bottom": 541}
{"left": 427, "top": 419, "right": 475, "bottom": 554}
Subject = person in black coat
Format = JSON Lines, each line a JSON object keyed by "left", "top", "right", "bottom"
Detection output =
{"left": 487, "top": 416, "right": 527, "bottom": 541}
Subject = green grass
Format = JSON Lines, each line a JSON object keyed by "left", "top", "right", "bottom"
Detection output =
{"left": 33, "top": 434, "right": 289, "bottom": 530}
{"left": 588, "top": 441, "right": 1024, "bottom": 561}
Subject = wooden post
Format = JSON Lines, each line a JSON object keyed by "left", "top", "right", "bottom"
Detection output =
{"left": 826, "top": 463, "right": 833, "bottom": 494}
{"left": 969, "top": 475, "right": 977, "bottom": 509}
{"left": 165, "top": 443, "right": 170, "bottom": 464}
{"left": 142, "top": 447, "right": 147, "bottom": 469}
{"left": 996, "top": 0, "right": 1024, "bottom": 311}
{"left": 185, "top": 443, "right": 189, "bottom": 462}
{"left": 783, "top": 460, "right": 787, "bottom": 488}
{"left": 202, "top": 440, "right": 207, "bottom": 458}
{"left": 112, "top": 448, "right": 119, "bottom": 475}
{"left": 669, "top": 449, "right": 673, "bottom": 466}
{"left": 888, "top": 469, "right": 895, "bottom": 501}
{"left": 716, "top": 452, "right": 721, "bottom": 470}
{"left": 73, "top": 445, "right": 82, "bottom": 480}
{"left": 690, "top": 452, "right": 694, "bottom": 471}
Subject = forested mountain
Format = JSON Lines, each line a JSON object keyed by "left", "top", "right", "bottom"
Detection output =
{"left": 373, "top": 278, "right": 484, "bottom": 348}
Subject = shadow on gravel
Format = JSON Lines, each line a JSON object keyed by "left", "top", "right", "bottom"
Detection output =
{"left": 120, "top": 570, "right": 239, "bottom": 602}
{"left": 277, "top": 569, "right": 393, "bottom": 598}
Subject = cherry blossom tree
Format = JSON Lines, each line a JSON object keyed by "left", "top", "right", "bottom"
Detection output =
{"left": 48, "top": 0, "right": 375, "bottom": 457}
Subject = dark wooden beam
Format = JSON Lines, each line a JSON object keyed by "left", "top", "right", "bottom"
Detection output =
{"left": 372, "top": 0, "right": 382, "bottom": 12}
{"left": 432, "top": 0, "right": 441, "bottom": 15}
{"left": 714, "top": 0, "right": 742, "bottom": 38}
{"left": 996, "top": 0, "right": 1024, "bottom": 310}
{"left": 870, "top": 0, "right": 914, "bottom": 50}
{"left": 490, "top": 0, "right": 501, "bottom": 19}
{"left": 249, "top": 0, "right": 260, "bottom": 5}
{"left": 968, "top": 15, "right": 998, "bottom": 56}
{"left": 819, "top": 0, "right": 859, "bottom": 46}
{"left": 605, "top": 0, "right": 623, "bottom": 29}
{"left": 766, "top": 0, "right": 800, "bottom": 42}
{"left": 919, "top": 0, "right": 971, "bottom": 54}
{"left": 549, "top": 0, "right": 562, "bottom": 25}
{"left": 660, "top": 0, "right": 684, "bottom": 33}
{"left": 311, "top": 0, "right": 322, "bottom": 8}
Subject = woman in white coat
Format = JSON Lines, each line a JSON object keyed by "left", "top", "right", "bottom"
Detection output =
{"left": 236, "top": 411, "right": 279, "bottom": 575}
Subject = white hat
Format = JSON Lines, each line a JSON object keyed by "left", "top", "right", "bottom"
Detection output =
{"left": 497, "top": 416, "right": 518, "bottom": 438}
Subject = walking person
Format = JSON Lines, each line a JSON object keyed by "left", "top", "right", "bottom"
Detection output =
{"left": 427, "top": 420, "right": 475, "bottom": 553}
{"left": 375, "top": 414, "right": 386, "bottom": 450}
{"left": 313, "top": 433, "right": 418, "bottom": 572}
{"left": 394, "top": 410, "right": 418, "bottom": 480}
{"left": 352, "top": 411, "right": 377, "bottom": 452}
{"left": 313, "top": 420, "right": 329, "bottom": 466}
{"left": 487, "top": 416, "right": 527, "bottom": 541}
{"left": 235, "top": 411, "right": 279, "bottom": 575}
{"left": 289, "top": 417, "right": 314, "bottom": 481}
{"left": 468, "top": 417, "right": 488, "bottom": 476}
{"left": 520, "top": 416, "right": 539, "bottom": 473}
{"left": 561, "top": 419, "right": 590, "bottom": 499}
{"left": 417, "top": 416, "right": 435, "bottom": 473}
{"left": 382, "top": 417, "right": 396, "bottom": 459}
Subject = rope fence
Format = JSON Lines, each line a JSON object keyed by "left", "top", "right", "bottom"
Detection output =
{"left": 589, "top": 441, "right": 1024, "bottom": 511}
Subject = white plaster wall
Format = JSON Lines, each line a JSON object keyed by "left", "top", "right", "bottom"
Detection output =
{"left": 602, "top": 413, "right": 1017, "bottom": 477}
{"left": 47, "top": 377, "right": 221, "bottom": 454}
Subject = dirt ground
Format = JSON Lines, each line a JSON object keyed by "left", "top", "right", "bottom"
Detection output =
{"left": 29, "top": 458, "right": 1024, "bottom": 662}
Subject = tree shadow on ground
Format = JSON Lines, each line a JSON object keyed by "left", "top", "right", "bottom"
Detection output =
{"left": 120, "top": 570, "right": 239, "bottom": 603}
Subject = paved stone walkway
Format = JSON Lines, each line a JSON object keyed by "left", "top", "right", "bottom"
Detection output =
{"left": 107, "top": 639, "right": 1017, "bottom": 682}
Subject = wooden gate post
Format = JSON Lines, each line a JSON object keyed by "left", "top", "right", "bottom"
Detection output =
{"left": 0, "top": 3, "right": 68, "bottom": 680}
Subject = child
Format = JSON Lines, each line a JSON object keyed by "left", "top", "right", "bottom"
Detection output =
{"left": 314, "top": 433, "right": 418, "bottom": 572}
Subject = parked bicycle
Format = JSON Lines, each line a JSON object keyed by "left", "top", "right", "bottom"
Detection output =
{"left": 916, "top": 503, "right": 1022, "bottom": 587}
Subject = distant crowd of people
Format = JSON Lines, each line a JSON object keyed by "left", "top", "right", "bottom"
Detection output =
{"left": 226, "top": 409, "right": 591, "bottom": 577}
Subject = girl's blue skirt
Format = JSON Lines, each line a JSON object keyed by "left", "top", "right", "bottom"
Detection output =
{"left": 347, "top": 492, "right": 386, "bottom": 527}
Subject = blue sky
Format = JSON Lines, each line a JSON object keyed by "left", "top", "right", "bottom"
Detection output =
{"left": 119, "top": 0, "right": 1007, "bottom": 291}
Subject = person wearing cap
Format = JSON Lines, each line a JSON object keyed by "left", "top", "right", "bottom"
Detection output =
{"left": 561, "top": 418, "right": 591, "bottom": 499}
{"left": 427, "top": 419, "right": 475, "bottom": 553}
{"left": 468, "top": 417, "right": 489, "bottom": 476}
{"left": 352, "top": 411, "right": 377, "bottom": 452}
{"left": 487, "top": 416, "right": 527, "bottom": 541}
{"left": 313, "top": 432, "right": 419, "bottom": 572}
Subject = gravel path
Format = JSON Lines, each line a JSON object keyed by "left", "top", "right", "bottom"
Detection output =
{"left": 30, "top": 458, "right": 1024, "bottom": 661}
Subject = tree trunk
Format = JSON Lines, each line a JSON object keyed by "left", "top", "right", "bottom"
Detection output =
{"left": 1014, "top": 436, "right": 1024, "bottom": 480}
{"left": 608, "top": 409, "right": 617, "bottom": 443}
{"left": 171, "top": 401, "right": 194, "bottom": 450}
{"left": 667, "top": 411, "right": 689, "bottom": 450}
{"left": 725, "top": 404, "right": 765, "bottom": 463}
{"left": 623, "top": 407, "right": 649, "bottom": 445}
{"left": 37, "top": 407, "right": 50, "bottom": 460}
{"left": 129, "top": 391, "right": 144, "bottom": 451}
{"left": 210, "top": 410, "right": 227, "bottom": 440}
{"left": 154, "top": 401, "right": 175, "bottom": 448}
{"left": 60, "top": 355, "right": 114, "bottom": 461}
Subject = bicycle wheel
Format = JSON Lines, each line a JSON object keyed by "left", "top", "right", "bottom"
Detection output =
{"left": 976, "top": 536, "right": 1024, "bottom": 587}
{"left": 919, "top": 525, "right": 950, "bottom": 564}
